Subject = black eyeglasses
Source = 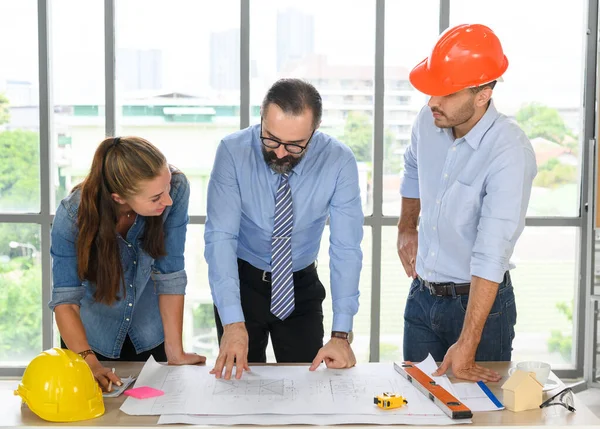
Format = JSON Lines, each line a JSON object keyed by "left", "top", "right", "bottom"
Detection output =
{"left": 260, "top": 120, "right": 315, "bottom": 155}
{"left": 539, "top": 387, "right": 576, "bottom": 412}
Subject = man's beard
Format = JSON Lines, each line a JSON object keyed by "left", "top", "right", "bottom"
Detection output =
{"left": 430, "top": 98, "right": 475, "bottom": 128}
{"left": 262, "top": 147, "right": 305, "bottom": 174}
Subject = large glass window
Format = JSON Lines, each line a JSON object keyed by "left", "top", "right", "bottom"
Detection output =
{"left": 509, "top": 227, "right": 578, "bottom": 367}
{"left": 316, "top": 227, "right": 372, "bottom": 363}
{"left": 0, "top": 223, "right": 42, "bottom": 364}
{"left": 0, "top": 1, "right": 595, "bottom": 379}
{"left": 52, "top": 0, "right": 105, "bottom": 210}
{"left": 450, "top": 0, "right": 585, "bottom": 218}
{"left": 382, "top": 0, "right": 439, "bottom": 217}
{"left": 183, "top": 225, "right": 218, "bottom": 360}
{"left": 0, "top": 0, "right": 40, "bottom": 213}
{"left": 251, "top": 0, "right": 375, "bottom": 215}
{"left": 114, "top": 0, "right": 241, "bottom": 215}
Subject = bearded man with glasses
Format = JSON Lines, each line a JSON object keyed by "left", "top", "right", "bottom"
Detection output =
{"left": 205, "top": 78, "right": 364, "bottom": 380}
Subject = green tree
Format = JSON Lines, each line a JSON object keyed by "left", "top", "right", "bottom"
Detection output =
{"left": 0, "top": 257, "right": 42, "bottom": 360}
{"left": 516, "top": 103, "right": 579, "bottom": 189}
{"left": 0, "top": 224, "right": 39, "bottom": 259}
{"left": 0, "top": 129, "right": 40, "bottom": 258}
{"left": 533, "top": 158, "right": 577, "bottom": 188}
{"left": 0, "top": 124, "right": 43, "bottom": 360}
{"left": 340, "top": 111, "right": 402, "bottom": 174}
{"left": 547, "top": 300, "right": 572, "bottom": 362}
{"left": 192, "top": 303, "right": 216, "bottom": 333}
{"left": 0, "top": 129, "right": 40, "bottom": 210}
{"left": 515, "top": 103, "right": 573, "bottom": 144}
{"left": 0, "top": 92, "right": 9, "bottom": 125}
{"left": 341, "top": 112, "right": 372, "bottom": 163}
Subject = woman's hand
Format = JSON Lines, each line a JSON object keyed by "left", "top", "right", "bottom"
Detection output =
{"left": 87, "top": 360, "right": 122, "bottom": 392}
{"left": 167, "top": 351, "right": 207, "bottom": 366}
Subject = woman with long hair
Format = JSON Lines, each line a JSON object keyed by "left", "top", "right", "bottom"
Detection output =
{"left": 49, "top": 136, "right": 205, "bottom": 391}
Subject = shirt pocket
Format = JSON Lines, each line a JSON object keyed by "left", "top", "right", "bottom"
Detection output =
{"left": 137, "top": 245, "right": 155, "bottom": 276}
{"left": 441, "top": 181, "right": 480, "bottom": 226}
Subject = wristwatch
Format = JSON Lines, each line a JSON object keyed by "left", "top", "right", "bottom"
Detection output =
{"left": 331, "top": 331, "right": 353, "bottom": 344}
{"left": 78, "top": 349, "right": 96, "bottom": 360}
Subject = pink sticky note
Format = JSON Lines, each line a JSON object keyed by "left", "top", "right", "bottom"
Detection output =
{"left": 124, "top": 386, "right": 164, "bottom": 399}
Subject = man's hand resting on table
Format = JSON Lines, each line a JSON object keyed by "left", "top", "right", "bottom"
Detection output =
{"left": 210, "top": 322, "right": 251, "bottom": 380}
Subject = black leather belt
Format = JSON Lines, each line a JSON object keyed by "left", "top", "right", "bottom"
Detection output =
{"left": 419, "top": 276, "right": 471, "bottom": 297}
{"left": 238, "top": 259, "right": 317, "bottom": 283}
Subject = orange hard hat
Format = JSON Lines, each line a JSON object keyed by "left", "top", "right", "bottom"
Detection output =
{"left": 409, "top": 24, "right": 508, "bottom": 96}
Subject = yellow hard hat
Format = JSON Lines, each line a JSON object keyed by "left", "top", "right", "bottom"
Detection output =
{"left": 14, "top": 348, "right": 105, "bottom": 422}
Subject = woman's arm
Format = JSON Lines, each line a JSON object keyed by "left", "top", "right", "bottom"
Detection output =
{"left": 153, "top": 175, "right": 205, "bottom": 365}
{"left": 54, "top": 304, "right": 122, "bottom": 391}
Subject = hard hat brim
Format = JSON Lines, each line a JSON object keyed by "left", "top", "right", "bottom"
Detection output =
{"left": 409, "top": 56, "right": 508, "bottom": 97}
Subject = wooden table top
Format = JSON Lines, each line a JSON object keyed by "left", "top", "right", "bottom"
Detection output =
{"left": 1, "top": 361, "right": 598, "bottom": 428}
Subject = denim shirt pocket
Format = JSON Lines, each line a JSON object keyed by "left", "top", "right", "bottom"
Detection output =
{"left": 137, "top": 247, "right": 154, "bottom": 277}
{"left": 441, "top": 181, "right": 480, "bottom": 226}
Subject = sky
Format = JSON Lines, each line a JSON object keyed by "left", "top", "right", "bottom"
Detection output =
{"left": 0, "top": 0, "right": 588, "bottom": 114}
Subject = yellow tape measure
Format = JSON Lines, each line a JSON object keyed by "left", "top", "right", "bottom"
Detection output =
{"left": 374, "top": 392, "right": 408, "bottom": 410}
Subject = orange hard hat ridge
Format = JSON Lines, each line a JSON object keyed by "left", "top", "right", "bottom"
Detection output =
{"left": 409, "top": 23, "right": 509, "bottom": 97}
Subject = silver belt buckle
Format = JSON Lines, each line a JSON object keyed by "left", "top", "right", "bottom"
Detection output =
{"left": 426, "top": 280, "right": 442, "bottom": 296}
{"left": 262, "top": 271, "right": 270, "bottom": 282}
{"left": 419, "top": 277, "right": 433, "bottom": 295}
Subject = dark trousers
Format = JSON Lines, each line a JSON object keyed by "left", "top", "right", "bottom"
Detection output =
{"left": 403, "top": 272, "right": 517, "bottom": 362}
{"left": 61, "top": 335, "right": 167, "bottom": 362}
{"left": 214, "top": 259, "right": 326, "bottom": 363}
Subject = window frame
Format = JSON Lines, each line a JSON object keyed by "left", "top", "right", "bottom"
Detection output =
{"left": 0, "top": 0, "right": 596, "bottom": 382}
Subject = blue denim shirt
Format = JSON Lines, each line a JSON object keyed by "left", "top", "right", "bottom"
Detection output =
{"left": 49, "top": 172, "right": 190, "bottom": 358}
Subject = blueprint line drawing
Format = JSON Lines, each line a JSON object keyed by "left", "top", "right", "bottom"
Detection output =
{"left": 120, "top": 354, "right": 457, "bottom": 418}
{"left": 328, "top": 378, "right": 370, "bottom": 401}
{"left": 213, "top": 379, "right": 287, "bottom": 396}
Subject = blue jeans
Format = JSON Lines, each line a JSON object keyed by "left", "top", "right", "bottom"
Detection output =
{"left": 403, "top": 272, "right": 517, "bottom": 362}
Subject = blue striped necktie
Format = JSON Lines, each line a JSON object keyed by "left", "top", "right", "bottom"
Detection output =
{"left": 270, "top": 173, "right": 295, "bottom": 320}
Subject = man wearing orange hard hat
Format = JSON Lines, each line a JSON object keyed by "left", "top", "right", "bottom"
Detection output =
{"left": 397, "top": 24, "right": 537, "bottom": 382}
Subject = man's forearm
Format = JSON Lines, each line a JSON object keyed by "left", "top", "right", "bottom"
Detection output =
{"left": 459, "top": 275, "right": 499, "bottom": 348}
{"left": 204, "top": 234, "right": 245, "bottom": 326}
{"left": 330, "top": 251, "right": 361, "bottom": 333}
{"left": 398, "top": 197, "right": 421, "bottom": 231}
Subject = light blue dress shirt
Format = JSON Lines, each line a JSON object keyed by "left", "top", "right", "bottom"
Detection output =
{"left": 401, "top": 100, "right": 537, "bottom": 284}
{"left": 49, "top": 173, "right": 190, "bottom": 358}
{"left": 204, "top": 124, "right": 364, "bottom": 332}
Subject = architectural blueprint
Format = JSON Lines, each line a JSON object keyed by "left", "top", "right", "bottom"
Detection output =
{"left": 120, "top": 355, "right": 456, "bottom": 419}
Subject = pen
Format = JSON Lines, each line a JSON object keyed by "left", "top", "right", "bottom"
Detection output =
{"left": 108, "top": 367, "right": 115, "bottom": 392}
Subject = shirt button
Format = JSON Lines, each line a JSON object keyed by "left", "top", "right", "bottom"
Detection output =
{"left": 444, "top": 174, "right": 448, "bottom": 178}
{"left": 432, "top": 226, "right": 436, "bottom": 230}
{"left": 431, "top": 252, "right": 435, "bottom": 256}
{"left": 126, "top": 318, "right": 130, "bottom": 321}
{"left": 452, "top": 147, "right": 456, "bottom": 151}
{"left": 133, "top": 261, "right": 137, "bottom": 265}
{"left": 436, "top": 200, "right": 440, "bottom": 204}
{"left": 128, "top": 303, "right": 133, "bottom": 307}
{"left": 128, "top": 244, "right": 132, "bottom": 248}
{"left": 428, "top": 272, "right": 433, "bottom": 276}
{"left": 129, "top": 284, "right": 133, "bottom": 288}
